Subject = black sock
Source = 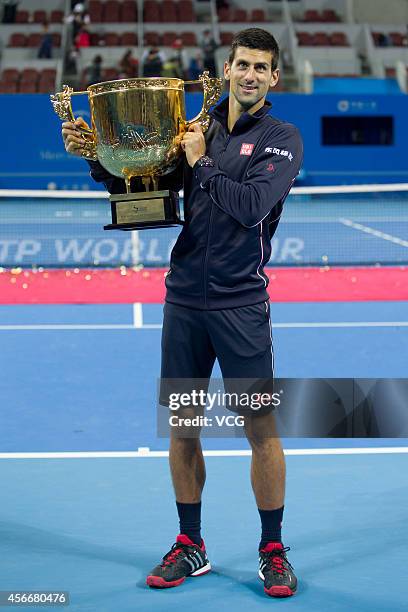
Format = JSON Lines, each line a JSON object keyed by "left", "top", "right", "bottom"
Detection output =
{"left": 258, "top": 506, "right": 284, "bottom": 549}
{"left": 176, "top": 501, "right": 202, "bottom": 545}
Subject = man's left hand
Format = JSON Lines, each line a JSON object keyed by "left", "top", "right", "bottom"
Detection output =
{"left": 181, "top": 123, "right": 206, "bottom": 167}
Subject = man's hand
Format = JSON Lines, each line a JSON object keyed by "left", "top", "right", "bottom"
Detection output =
{"left": 181, "top": 123, "right": 206, "bottom": 168}
{"left": 61, "top": 116, "right": 91, "bottom": 158}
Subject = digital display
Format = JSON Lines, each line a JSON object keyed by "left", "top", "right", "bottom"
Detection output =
{"left": 322, "top": 116, "right": 394, "bottom": 145}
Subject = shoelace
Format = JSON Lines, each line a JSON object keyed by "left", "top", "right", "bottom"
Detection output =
{"left": 263, "top": 546, "right": 293, "bottom": 575}
{"left": 161, "top": 543, "right": 191, "bottom": 567}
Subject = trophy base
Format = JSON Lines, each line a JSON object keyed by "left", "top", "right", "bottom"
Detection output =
{"left": 104, "top": 189, "right": 182, "bottom": 231}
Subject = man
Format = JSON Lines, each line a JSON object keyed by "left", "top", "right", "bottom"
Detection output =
{"left": 62, "top": 28, "right": 303, "bottom": 598}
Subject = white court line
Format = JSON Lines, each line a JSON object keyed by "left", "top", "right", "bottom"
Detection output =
{"left": 0, "top": 324, "right": 135, "bottom": 330}
{"left": 132, "top": 303, "right": 143, "bottom": 328}
{"left": 1, "top": 321, "right": 408, "bottom": 331}
{"left": 340, "top": 218, "right": 408, "bottom": 248}
{"left": 2, "top": 183, "right": 408, "bottom": 198}
{"left": 0, "top": 447, "right": 407, "bottom": 459}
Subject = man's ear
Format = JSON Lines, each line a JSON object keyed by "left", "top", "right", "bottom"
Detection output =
{"left": 224, "top": 60, "right": 230, "bottom": 81}
{"left": 269, "top": 68, "right": 280, "bottom": 89}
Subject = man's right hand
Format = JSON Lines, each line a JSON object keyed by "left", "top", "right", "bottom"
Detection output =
{"left": 62, "top": 116, "right": 92, "bottom": 158}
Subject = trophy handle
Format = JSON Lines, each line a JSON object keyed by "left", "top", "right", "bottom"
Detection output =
{"left": 50, "top": 85, "right": 98, "bottom": 161}
{"left": 184, "top": 71, "right": 223, "bottom": 132}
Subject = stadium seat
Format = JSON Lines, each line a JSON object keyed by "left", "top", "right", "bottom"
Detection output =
{"left": 217, "top": 8, "right": 231, "bottom": 22}
{"left": 41, "top": 68, "right": 57, "bottom": 81}
{"left": 330, "top": 32, "right": 349, "bottom": 46}
{"left": 50, "top": 10, "right": 64, "bottom": 23}
{"left": 234, "top": 9, "right": 247, "bottom": 22}
{"left": 0, "top": 81, "right": 18, "bottom": 93}
{"left": 103, "top": 0, "right": 120, "bottom": 22}
{"left": 89, "top": 0, "right": 103, "bottom": 22}
{"left": 312, "top": 32, "right": 330, "bottom": 46}
{"left": 51, "top": 33, "right": 62, "bottom": 47}
{"left": 33, "top": 10, "right": 47, "bottom": 24}
{"left": 181, "top": 32, "right": 197, "bottom": 46}
{"left": 21, "top": 69, "right": 39, "bottom": 83}
{"left": 27, "top": 33, "right": 43, "bottom": 47}
{"left": 297, "top": 32, "right": 313, "bottom": 46}
{"left": 304, "top": 10, "right": 320, "bottom": 22}
{"left": 321, "top": 9, "right": 340, "bottom": 22}
{"left": 144, "top": 32, "right": 161, "bottom": 46}
{"left": 15, "top": 10, "right": 29, "bottom": 23}
{"left": 162, "top": 31, "right": 178, "bottom": 46}
{"left": 389, "top": 32, "right": 404, "bottom": 46}
{"left": 104, "top": 32, "right": 120, "bottom": 46}
{"left": 144, "top": 0, "right": 160, "bottom": 22}
{"left": 90, "top": 33, "right": 101, "bottom": 46}
{"left": 1, "top": 69, "right": 20, "bottom": 83}
{"left": 121, "top": 32, "right": 138, "bottom": 46}
{"left": 178, "top": 0, "right": 195, "bottom": 22}
{"left": 371, "top": 32, "right": 381, "bottom": 46}
{"left": 38, "top": 73, "right": 56, "bottom": 93}
{"left": 103, "top": 68, "right": 119, "bottom": 80}
{"left": 8, "top": 33, "right": 27, "bottom": 47}
{"left": 250, "top": 9, "right": 265, "bottom": 22}
{"left": 162, "top": 0, "right": 178, "bottom": 22}
{"left": 19, "top": 82, "right": 38, "bottom": 93}
{"left": 121, "top": 0, "right": 137, "bottom": 22}
{"left": 220, "top": 32, "right": 234, "bottom": 46}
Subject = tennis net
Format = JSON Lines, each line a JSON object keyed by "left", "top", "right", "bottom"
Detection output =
{"left": 0, "top": 184, "right": 407, "bottom": 268}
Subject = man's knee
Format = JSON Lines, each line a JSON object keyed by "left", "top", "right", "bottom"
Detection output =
{"left": 243, "top": 410, "right": 279, "bottom": 446}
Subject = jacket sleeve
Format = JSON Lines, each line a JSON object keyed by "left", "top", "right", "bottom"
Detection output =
{"left": 193, "top": 125, "right": 303, "bottom": 228}
{"left": 86, "top": 159, "right": 184, "bottom": 194}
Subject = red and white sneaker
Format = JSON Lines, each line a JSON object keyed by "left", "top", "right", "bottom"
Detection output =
{"left": 146, "top": 534, "right": 211, "bottom": 588}
{"left": 259, "top": 542, "right": 297, "bottom": 597}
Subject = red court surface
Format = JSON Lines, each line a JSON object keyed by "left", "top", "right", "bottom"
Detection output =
{"left": 0, "top": 266, "right": 407, "bottom": 304}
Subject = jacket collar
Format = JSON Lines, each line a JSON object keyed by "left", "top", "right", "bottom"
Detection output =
{"left": 210, "top": 96, "right": 272, "bottom": 133}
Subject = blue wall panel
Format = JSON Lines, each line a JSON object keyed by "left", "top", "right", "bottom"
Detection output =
{"left": 1, "top": 92, "right": 407, "bottom": 189}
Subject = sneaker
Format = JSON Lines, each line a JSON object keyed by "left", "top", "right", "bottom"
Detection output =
{"left": 259, "top": 542, "right": 297, "bottom": 597}
{"left": 146, "top": 534, "right": 211, "bottom": 588}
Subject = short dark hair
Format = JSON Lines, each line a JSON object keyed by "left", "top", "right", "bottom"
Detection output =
{"left": 229, "top": 28, "right": 280, "bottom": 71}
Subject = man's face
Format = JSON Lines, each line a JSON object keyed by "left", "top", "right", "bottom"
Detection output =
{"left": 224, "top": 46, "right": 279, "bottom": 112}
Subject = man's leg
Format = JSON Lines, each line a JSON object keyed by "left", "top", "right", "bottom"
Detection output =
{"left": 207, "top": 302, "right": 297, "bottom": 597}
{"left": 169, "top": 435, "right": 206, "bottom": 503}
{"left": 244, "top": 411, "right": 285, "bottom": 511}
{"left": 146, "top": 303, "right": 214, "bottom": 588}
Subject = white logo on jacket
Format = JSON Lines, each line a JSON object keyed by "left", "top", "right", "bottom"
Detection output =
{"left": 265, "top": 147, "right": 293, "bottom": 161}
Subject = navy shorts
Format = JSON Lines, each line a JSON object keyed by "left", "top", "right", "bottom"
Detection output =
{"left": 159, "top": 301, "right": 274, "bottom": 410}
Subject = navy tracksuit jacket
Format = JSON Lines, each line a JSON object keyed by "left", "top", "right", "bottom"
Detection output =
{"left": 88, "top": 96, "right": 303, "bottom": 310}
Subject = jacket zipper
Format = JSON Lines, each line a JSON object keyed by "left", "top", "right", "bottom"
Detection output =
{"left": 203, "top": 132, "right": 231, "bottom": 306}
{"left": 203, "top": 202, "right": 214, "bottom": 306}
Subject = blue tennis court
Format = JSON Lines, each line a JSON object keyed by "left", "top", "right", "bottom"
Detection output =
{"left": 1, "top": 300, "right": 408, "bottom": 611}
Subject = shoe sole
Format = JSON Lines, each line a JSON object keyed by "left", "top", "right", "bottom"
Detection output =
{"left": 259, "top": 570, "right": 296, "bottom": 597}
{"left": 146, "top": 563, "right": 212, "bottom": 589}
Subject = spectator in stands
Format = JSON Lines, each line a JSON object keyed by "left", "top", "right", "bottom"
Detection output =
{"left": 38, "top": 21, "right": 53, "bottom": 59}
{"left": 162, "top": 55, "right": 183, "bottom": 79}
{"left": 75, "top": 26, "right": 91, "bottom": 49}
{"left": 188, "top": 51, "right": 204, "bottom": 81}
{"left": 118, "top": 50, "right": 139, "bottom": 79}
{"left": 142, "top": 48, "right": 163, "bottom": 77}
{"left": 66, "top": 2, "right": 90, "bottom": 42}
{"left": 377, "top": 33, "right": 390, "bottom": 47}
{"left": 200, "top": 29, "right": 218, "bottom": 77}
{"left": 2, "top": 0, "right": 19, "bottom": 23}
{"left": 87, "top": 55, "right": 103, "bottom": 85}
{"left": 65, "top": 46, "right": 79, "bottom": 76}
{"left": 171, "top": 38, "right": 189, "bottom": 79}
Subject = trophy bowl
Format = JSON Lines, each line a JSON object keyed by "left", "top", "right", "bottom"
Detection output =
{"left": 51, "top": 73, "right": 223, "bottom": 230}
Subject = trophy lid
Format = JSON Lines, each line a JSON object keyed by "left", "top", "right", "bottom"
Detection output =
{"left": 88, "top": 78, "right": 185, "bottom": 97}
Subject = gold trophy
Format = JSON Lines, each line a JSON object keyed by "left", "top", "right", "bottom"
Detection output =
{"left": 51, "top": 73, "right": 222, "bottom": 230}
